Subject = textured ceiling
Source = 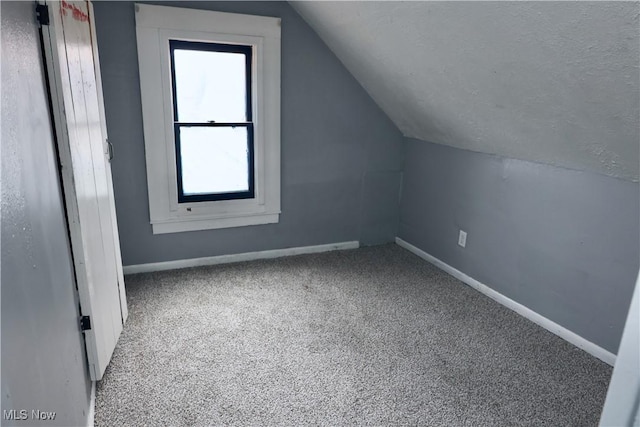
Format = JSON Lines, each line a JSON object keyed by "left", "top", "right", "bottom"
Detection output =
{"left": 291, "top": 1, "right": 639, "bottom": 181}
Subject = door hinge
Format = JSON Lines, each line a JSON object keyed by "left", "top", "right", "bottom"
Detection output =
{"left": 80, "top": 316, "right": 92, "bottom": 331}
{"left": 106, "top": 139, "right": 114, "bottom": 162}
{"left": 36, "top": 4, "right": 50, "bottom": 26}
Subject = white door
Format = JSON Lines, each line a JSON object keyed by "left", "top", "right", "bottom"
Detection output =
{"left": 40, "top": 0, "right": 127, "bottom": 381}
{"left": 600, "top": 272, "right": 640, "bottom": 426}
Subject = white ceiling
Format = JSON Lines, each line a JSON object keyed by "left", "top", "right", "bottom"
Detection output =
{"left": 291, "top": 1, "right": 639, "bottom": 181}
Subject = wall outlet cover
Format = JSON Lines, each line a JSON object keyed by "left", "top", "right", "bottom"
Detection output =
{"left": 458, "top": 230, "right": 467, "bottom": 248}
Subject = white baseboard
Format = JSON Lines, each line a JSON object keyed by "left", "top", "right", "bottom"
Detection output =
{"left": 87, "top": 381, "right": 95, "bottom": 427}
{"left": 395, "top": 237, "right": 616, "bottom": 366}
{"left": 123, "top": 241, "right": 360, "bottom": 275}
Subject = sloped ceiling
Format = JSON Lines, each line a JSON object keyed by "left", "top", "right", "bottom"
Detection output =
{"left": 291, "top": 1, "right": 639, "bottom": 181}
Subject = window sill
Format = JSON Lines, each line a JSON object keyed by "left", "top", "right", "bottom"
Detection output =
{"left": 151, "top": 212, "right": 280, "bottom": 234}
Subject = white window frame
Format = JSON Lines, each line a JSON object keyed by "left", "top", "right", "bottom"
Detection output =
{"left": 135, "top": 4, "right": 281, "bottom": 234}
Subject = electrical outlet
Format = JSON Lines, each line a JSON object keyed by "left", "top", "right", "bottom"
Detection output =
{"left": 458, "top": 230, "right": 467, "bottom": 248}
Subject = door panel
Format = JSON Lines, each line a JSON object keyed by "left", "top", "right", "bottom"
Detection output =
{"left": 88, "top": 1, "right": 129, "bottom": 324}
{"left": 41, "top": 0, "right": 126, "bottom": 381}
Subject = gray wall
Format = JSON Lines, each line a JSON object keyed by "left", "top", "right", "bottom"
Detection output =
{"left": 92, "top": 1, "right": 404, "bottom": 266}
{"left": 399, "top": 138, "right": 639, "bottom": 354}
{"left": 1, "top": 2, "right": 92, "bottom": 425}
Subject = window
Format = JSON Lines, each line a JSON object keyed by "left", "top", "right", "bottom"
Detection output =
{"left": 170, "top": 40, "right": 254, "bottom": 203}
{"left": 135, "top": 4, "right": 281, "bottom": 234}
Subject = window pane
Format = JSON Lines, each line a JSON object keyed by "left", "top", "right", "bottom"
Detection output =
{"left": 179, "top": 127, "right": 250, "bottom": 195}
{"left": 173, "top": 48, "right": 247, "bottom": 123}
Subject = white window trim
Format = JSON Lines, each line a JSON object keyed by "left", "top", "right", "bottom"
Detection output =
{"left": 135, "top": 4, "right": 281, "bottom": 234}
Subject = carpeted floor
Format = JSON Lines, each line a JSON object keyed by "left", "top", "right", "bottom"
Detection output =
{"left": 95, "top": 244, "right": 611, "bottom": 426}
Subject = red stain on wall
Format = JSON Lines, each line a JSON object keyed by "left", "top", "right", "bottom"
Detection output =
{"left": 61, "top": 0, "right": 89, "bottom": 22}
